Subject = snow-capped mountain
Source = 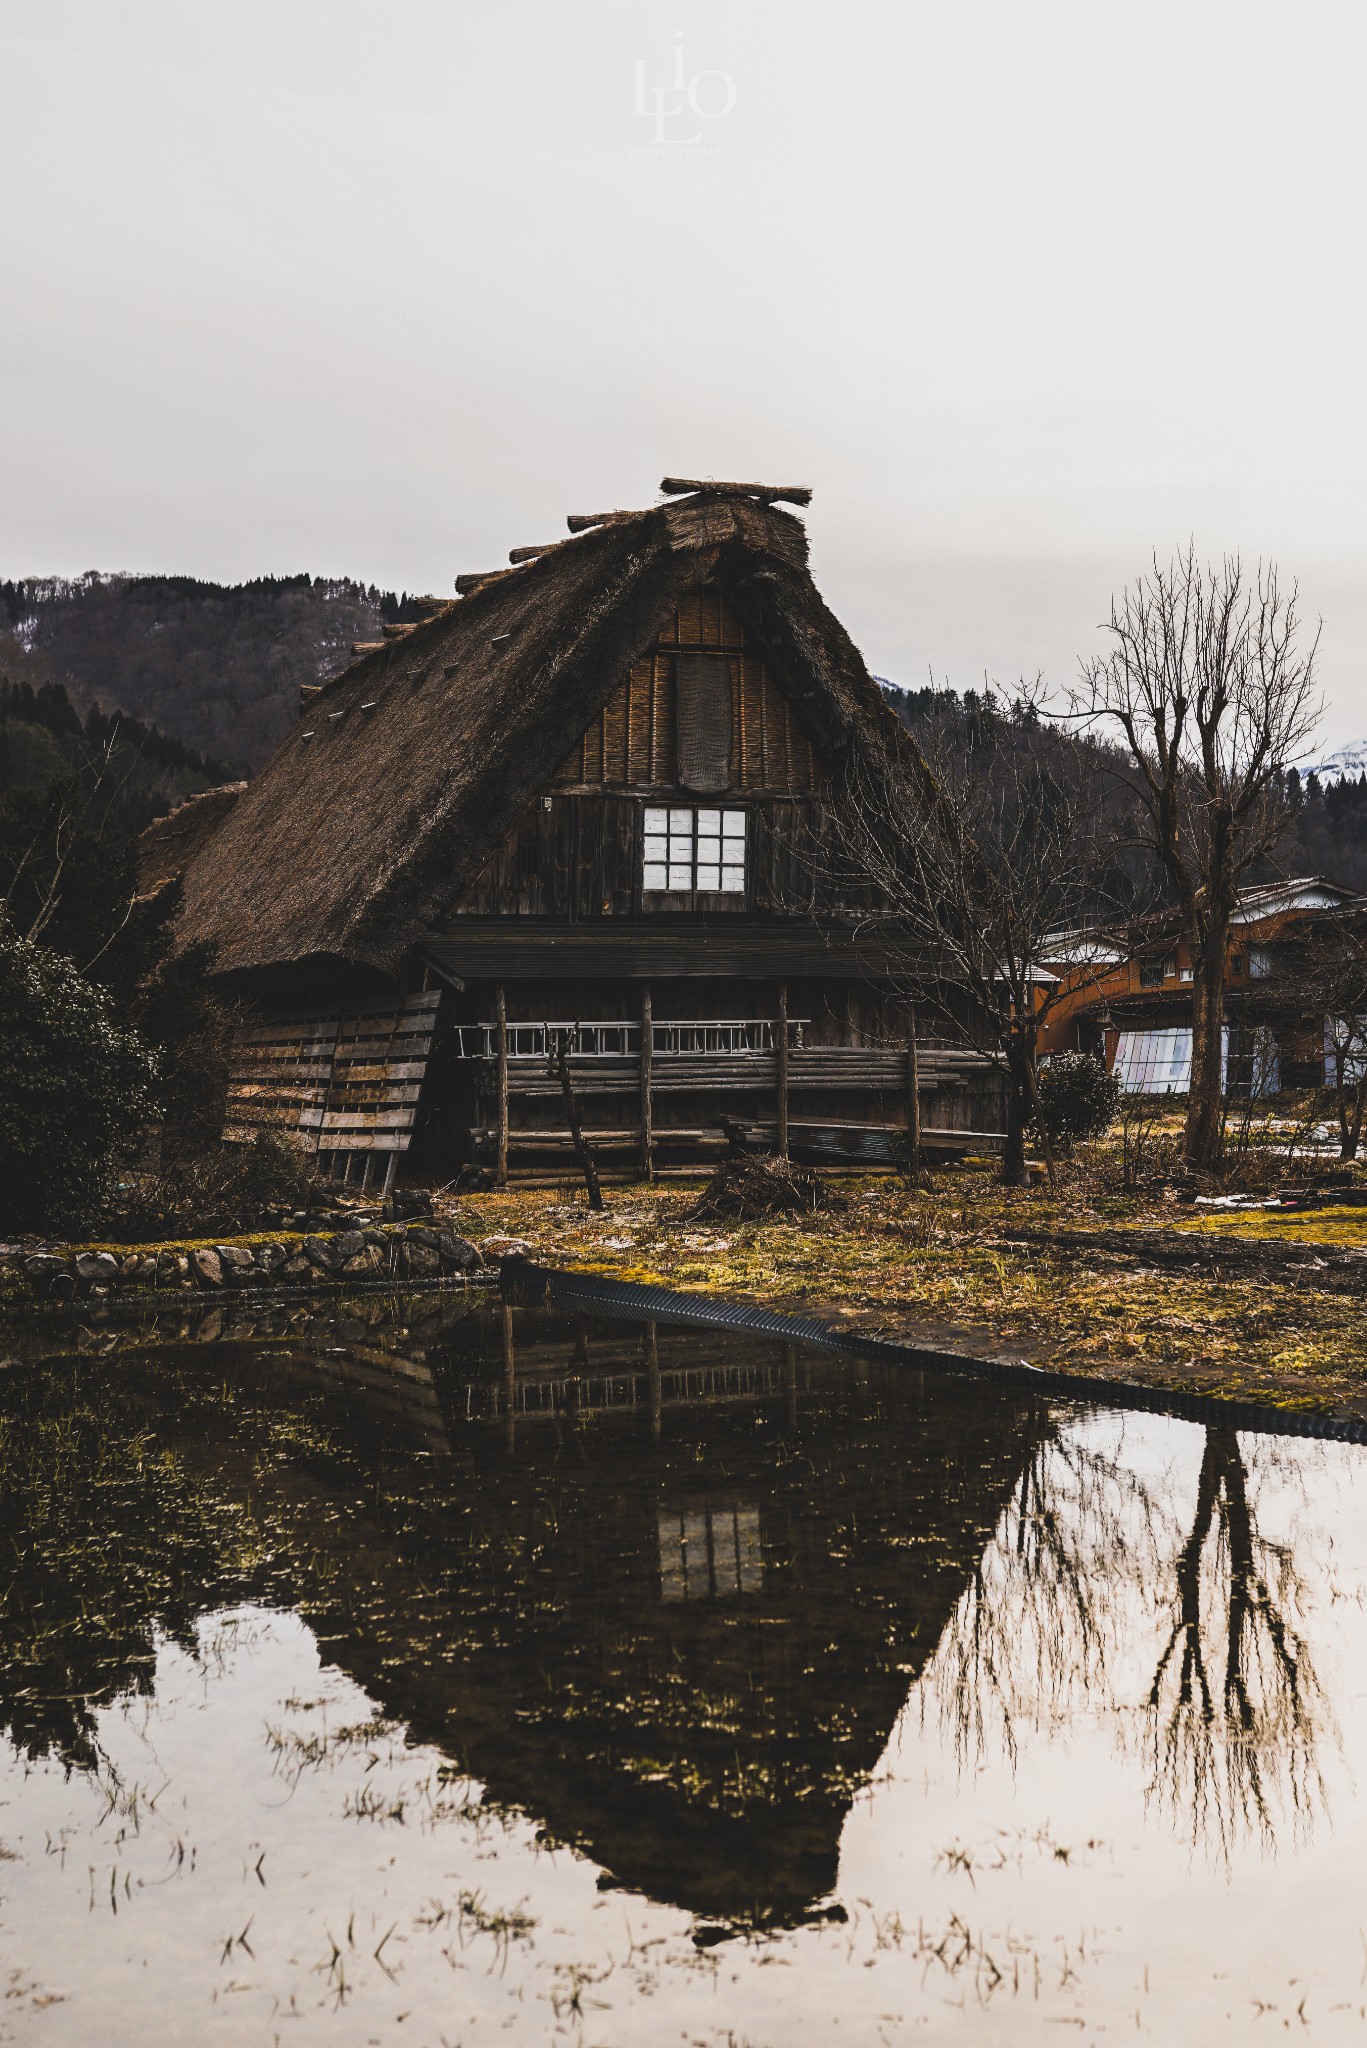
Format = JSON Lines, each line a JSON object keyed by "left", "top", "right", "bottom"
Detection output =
{"left": 1301, "top": 740, "right": 1367, "bottom": 782}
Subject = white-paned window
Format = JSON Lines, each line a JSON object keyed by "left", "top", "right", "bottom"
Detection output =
{"left": 642, "top": 805, "right": 746, "bottom": 897}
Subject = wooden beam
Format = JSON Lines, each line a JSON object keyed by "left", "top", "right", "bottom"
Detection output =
{"left": 906, "top": 1023, "right": 924, "bottom": 1181}
{"left": 777, "top": 983, "right": 790, "bottom": 1159}
{"left": 495, "top": 984, "right": 509, "bottom": 1187}
{"left": 640, "top": 982, "right": 654, "bottom": 1183}
{"left": 508, "top": 544, "right": 556, "bottom": 563}
{"left": 660, "top": 477, "right": 812, "bottom": 507}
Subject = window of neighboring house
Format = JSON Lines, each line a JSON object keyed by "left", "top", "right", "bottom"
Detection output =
{"left": 1139, "top": 957, "right": 1165, "bottom": 988}
{"left": 1248, "top": 945, "right": 1274, "bottom": 978}
{"left": 1231, "top": 953, "right": 1246, "bottom": 978}
{"left": 1178, "top": 962, "right": 1193, "bottom": 983}
{"left": 642, "top": 805, "right": 746, "bottom": 897}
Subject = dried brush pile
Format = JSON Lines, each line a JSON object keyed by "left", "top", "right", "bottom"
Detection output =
{"left": 691, "top": 1152, "right": 841, "bottom": 1222}
{"left": 103, "top": 1130, "right": 322, "bottom": 1241}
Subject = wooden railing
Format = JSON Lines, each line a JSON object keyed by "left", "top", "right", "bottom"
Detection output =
{"left": 451, "top": 1018, "right": 812, "bottom": 1058}
{"left": 464, "top": 1009, "right": 1002, "bottom": 1181}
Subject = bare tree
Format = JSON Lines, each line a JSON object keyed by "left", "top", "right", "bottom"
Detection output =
{"left": 831, "top": 689, "right": 1120, "bottom": 1186}
{"left": 551, "top": 1028, "right": 604, "bottom": 1210}
{"left": 1078, "top": 550, "right": 1320, "bottom": 1172}
{"left": 1250, "top": 907, "right": 1367, "bottom": 1160}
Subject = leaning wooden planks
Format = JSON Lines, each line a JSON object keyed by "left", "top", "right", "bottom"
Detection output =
{"left": 225, "top": 990, "right": 440, "bottom": 1154}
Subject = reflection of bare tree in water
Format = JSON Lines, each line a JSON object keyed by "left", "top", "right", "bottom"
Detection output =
{"left": 931, "top": 1424, "right": 1160, "bottom": 1769}
{"left": 927, "top": 1415, "right": 1332, "bottom": 1864}
{"left": 1146, "top": 1425, "right": 1328, "bottom": 1861}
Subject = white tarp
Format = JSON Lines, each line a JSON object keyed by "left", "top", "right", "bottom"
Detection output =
{"left": 1113, "top": 1027, "right": 1196, "bottom": 1094}
{"left": 1113, "top": 1025, "right": 1278, "bottom": 1097}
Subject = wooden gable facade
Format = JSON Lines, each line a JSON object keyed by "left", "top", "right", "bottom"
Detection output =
{"left": 167, "top": 482, "right": 1003, "bottom": 1187}
{"left": 449, "top": 587, "right": 832, "bottom": 926}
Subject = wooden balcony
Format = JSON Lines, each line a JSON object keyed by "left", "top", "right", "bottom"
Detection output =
{"left": 462, "top": 1016, "right": 1004, "bottom": 1180}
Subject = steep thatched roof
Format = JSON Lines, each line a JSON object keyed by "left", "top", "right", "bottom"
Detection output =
{"left": 174, "top": 489, "right": 900, "bottom": 982}
{"left": 137, "top": 782, "right": 247, "bottom": 898}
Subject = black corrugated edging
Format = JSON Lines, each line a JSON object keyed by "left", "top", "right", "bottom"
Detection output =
{"left": 500, "top": 1258, "right": 1367, "bottom": 1447}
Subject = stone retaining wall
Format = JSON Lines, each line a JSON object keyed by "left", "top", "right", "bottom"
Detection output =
{"left": 3, "top": 1225, "right": 492, "bottom": 1303}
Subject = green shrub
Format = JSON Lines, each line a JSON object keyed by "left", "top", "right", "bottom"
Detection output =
{"left": 0, "top": 920, "right": 160, "bottom": 1234}
{"left": 1035, "top": 1051, "right": 1121, "bottom": 1151}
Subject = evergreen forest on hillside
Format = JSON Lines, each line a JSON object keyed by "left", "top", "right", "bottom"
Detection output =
{"left": 0, "top": 572, "right": 425, "bottom": 773}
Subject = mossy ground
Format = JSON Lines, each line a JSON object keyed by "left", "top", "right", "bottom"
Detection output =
{"left": 431, "top": 1159, "right": 1367, "bottom": 1420}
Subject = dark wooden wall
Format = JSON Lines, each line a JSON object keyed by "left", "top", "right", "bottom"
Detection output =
{"left": 553, "top": 588, "right": 821, "bottom": 796}
{"left": 451, "top": 583, "right": 867, "bottom": 921}
{"left": 450, "top": 794, "right": 855, "bottom": 920}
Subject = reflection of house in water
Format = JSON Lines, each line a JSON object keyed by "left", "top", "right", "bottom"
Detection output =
{"left": 210, "top": 1301, "right": 1048, "bottom": 1925}
{"left": 1, "top": 1297, "right": 1049, "bottom": 1927}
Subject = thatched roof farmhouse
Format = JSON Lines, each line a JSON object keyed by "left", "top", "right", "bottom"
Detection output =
{"left": 146, "top": 480, "right": 999, "bottom": 1186}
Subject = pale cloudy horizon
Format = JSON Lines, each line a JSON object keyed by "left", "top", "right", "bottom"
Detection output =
{"left": 3, "top": 0, "right": 1366, "bottom": 747}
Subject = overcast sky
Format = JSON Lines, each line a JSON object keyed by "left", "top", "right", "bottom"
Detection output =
{"left": 3, "top": 1, "right": 1365, "bottom": 747}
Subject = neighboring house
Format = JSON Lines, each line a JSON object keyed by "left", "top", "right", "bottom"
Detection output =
{"left": 1038, "top": 879, "right": 1363, "bottom": 1095}
{"left": 141, "top": 479, "right": 1002, "bottom": 1185}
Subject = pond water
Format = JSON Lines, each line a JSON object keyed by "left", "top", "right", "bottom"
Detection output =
{"left": 1, "top": 1288, "right": 1365, "bottom": 2045}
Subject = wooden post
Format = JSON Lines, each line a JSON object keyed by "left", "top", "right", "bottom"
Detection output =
{"left": 495, "top": 984, "right": 509, "bottom": 1187}
{"left": 640, "top": 983, "right": 654, "bottom": 1183}
{"left": 382, "top": 1151, "right": 398, "bottom": 1201}
{"left": 645, "top": 1320, "right": 661, "bottom": 1440}
{"left": 777, "top": 982, "right": 790, "bottom": 1159}
{"left": 906, "top": 1017, "right": 924, "bottom": 1181}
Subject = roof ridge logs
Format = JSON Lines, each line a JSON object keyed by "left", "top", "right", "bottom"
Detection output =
{"left": 566, "top": 511, "right": 637, "bottom": 533}
{"left": 659, "top": 477, "right": 813, "bottom": 507}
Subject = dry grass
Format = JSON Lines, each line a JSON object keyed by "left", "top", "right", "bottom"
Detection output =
{"left": 435, "top": 1149, "right": 1367, "bottom": 1419}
